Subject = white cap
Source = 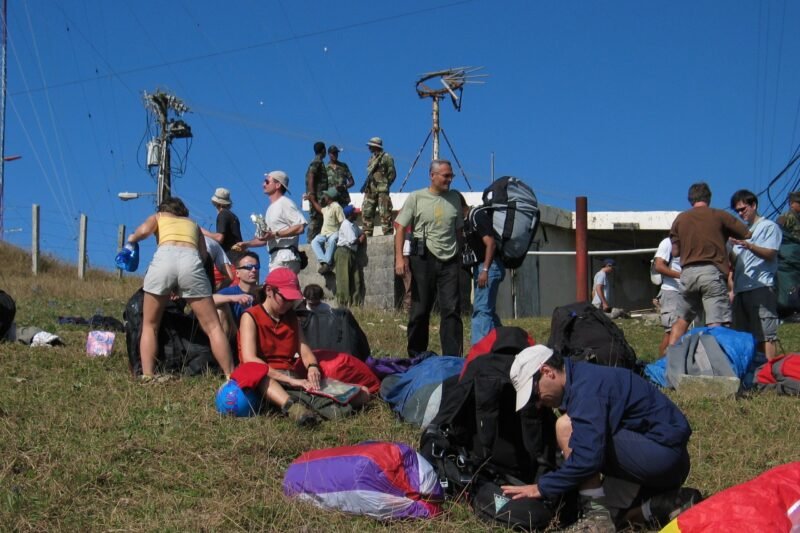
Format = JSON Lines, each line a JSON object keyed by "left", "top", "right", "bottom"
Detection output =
{"left": 510, "top": 345, "right": 553, "bottom": 411}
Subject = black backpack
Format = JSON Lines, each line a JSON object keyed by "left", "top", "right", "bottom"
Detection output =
{"left": 124, "top": 289, "right": 217, "bottom": 376}
{"left": 470, "top": 176, "right": 540, "bottom": 269}
{"left": 547, "top": 302, "right": 637, "bottom": 369}
{"left": 296, "top": 308, "right": 370, "bottom": 361}
{"left": 0, "top": 290, "right": 16, "bottom": 340}
{"left": 419, "top": 328, "right": 578, "bottom": 530}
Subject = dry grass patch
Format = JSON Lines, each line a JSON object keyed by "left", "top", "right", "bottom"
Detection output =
{"left": 1, "top": 242, "right": 799, "bottom": 531}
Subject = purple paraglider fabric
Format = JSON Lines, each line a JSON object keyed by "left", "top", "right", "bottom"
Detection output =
{"left": 283, "top": 441, "right": 444, "bottom": 520}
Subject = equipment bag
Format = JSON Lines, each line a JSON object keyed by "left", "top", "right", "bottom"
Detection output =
{"left": 124, "top": 289, "right": 216, "bottom": 376}
{"left": 379, "top": 355, "right": 465, "bottom": 429}
{"left": 470, "top": 473, "right": 578, "bottom": 531}
{"left": 470, "top": 176, "right": 540, "bottom": 269}
{"left": 0, "top": 290, "right": 16, "bottom": 340}
{"left": 420, "top": 328, "right": 559, "bottom": 497}
{"left": 283, "top": 441, "right": 444, "bottom": 520}
{"left": 665, "top": 331, "right": 739, "bottom": 389}
{"left": 755, "top": 354, "right": 800, "bottom": 395}
{"left": 296, "top": 308, "right": 370, "bottom": 361}
{"left": 547, "top": 302, "right": 637, "bottom": 369}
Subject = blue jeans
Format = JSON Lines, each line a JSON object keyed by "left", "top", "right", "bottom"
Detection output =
{"left": 471, "top": 258, "right": 506, "bottom": 345}
{"left": 311, "top": 232, "right": 338, "bottom": 265}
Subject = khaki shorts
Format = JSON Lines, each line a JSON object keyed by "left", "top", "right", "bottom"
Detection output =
{"left": 658, "top": 289, "right": 681, "bottom": 332}
{"left": 677, "top": 264, "right": 732, "bottom": 325}
{"left": 143, "top": 245, "right": 211, "bottom": 298}
{"left": 733, "top": 286, "right": 779, "bottom": 342}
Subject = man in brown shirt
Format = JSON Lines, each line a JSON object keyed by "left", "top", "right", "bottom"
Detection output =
{"left": 668, "top": 182, "right": 750, "bottom": 345}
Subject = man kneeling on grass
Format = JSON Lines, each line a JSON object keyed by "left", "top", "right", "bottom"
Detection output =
{"left": 502, "top": 346, "right": 700, "bottom": 532}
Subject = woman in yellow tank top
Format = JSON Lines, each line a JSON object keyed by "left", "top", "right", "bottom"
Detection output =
{"left": 127, "top": 197, "right": 233, "bottom": 380}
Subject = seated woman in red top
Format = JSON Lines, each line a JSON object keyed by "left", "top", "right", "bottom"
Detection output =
{"left": 238, "top": 268, "right": 321, "bottom": 426}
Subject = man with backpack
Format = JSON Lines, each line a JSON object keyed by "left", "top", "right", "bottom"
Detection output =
{"left": 503, "top": 345, "right": 698, "bottom": 531}
{"left": 462, "top": 194, "right": 505, "bottom": 345}
{"left": 394, "top": 159, "right": 464, "bottom": 357}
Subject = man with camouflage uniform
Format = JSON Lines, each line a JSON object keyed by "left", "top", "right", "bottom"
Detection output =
{"left": 361, "top": 136, "right": 396, "bottom": 236}
{"left": 326, "top": 145, "right": 354, "bottom": 206}
{"left": 305, "top": 141, "right": 329, "bottom": 240}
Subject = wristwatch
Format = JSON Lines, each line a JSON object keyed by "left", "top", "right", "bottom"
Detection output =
{"left": 480, "top": 266, "right": 489, "bottom": 273}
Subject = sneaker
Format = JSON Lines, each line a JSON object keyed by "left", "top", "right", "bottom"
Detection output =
{"left": 317, "top": 263, "right": 328, "bottom": 274}
{"left": 568, "top": 500, "right": 616, "bottom": 533}
{"left": 283, "top": 400, "right": 319, "bottom": 428}
{"left": 646, "top": 487, "right": 703, "bottom": 528}
{"left": 138, "top": 374, "right": 174, "bottom": 384}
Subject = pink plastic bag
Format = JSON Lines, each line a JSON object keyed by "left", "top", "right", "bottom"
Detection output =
{"left": 86, "top": 331, "right": 115, "bottom": 356}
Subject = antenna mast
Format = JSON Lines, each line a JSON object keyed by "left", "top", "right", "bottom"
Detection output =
{"left": 398, "top": 66, "right": 487, "bottom": 191}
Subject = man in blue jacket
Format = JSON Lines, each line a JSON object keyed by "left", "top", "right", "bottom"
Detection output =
{"left": 502, "top": 345, "right": 698, "bottom": 531}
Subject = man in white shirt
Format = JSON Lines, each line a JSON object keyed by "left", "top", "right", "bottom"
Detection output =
{"left": 236, "top": 170, "right": 307, "bottom": 274}
{"left": 653, "top": 237, "right": 683, "bottom": 356}
{"left": 591, "top": 259, "right": 615, "bottom": 312}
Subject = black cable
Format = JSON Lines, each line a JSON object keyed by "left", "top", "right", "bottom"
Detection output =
{"left": 440, "top": 128, "right": 473, "bottom": 191}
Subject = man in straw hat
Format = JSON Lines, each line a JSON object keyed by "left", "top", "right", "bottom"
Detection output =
{"left": 503, "top": 345, "right": 698, "bottom": 531}
{"left": 207, "top": 187, "right": 242, "bottom": 253}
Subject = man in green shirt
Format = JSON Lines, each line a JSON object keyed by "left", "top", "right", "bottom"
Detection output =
{"left": 394, "top": 160, "right": 464, "bottom": 356}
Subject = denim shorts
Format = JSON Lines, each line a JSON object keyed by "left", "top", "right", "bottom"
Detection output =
{"left": 143, "top": 245, "right": 211, "bottom": 298}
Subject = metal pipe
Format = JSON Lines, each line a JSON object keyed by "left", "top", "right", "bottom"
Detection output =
{"left": 432, "top": 97, "right": 440, "bottom": 160}
{"left": 575, "top": 196, "right": 588, "bottom": 301}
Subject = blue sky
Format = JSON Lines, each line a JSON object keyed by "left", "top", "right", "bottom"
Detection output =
{"left": 2, "top": 0, "right": 799, "bottom": 271}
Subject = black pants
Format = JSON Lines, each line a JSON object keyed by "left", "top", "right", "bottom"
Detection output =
{"left": 408, "top": 253, "right": 463, "bottom": 356}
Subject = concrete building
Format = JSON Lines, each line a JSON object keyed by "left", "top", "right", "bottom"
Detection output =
{"left": 299, "top": 193, "right": 678, "bottom": 318}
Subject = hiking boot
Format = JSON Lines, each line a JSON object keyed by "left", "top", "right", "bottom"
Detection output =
{"left": 567, "top": 500, "right": 616, "bottom": 533}
{"left": 646, "top": 487, "right": 703, "bottom": 528}
{"left": 282, "top": 400, "right": 319, "bottom": 428}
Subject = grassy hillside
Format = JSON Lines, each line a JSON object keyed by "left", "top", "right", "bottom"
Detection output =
{"left": 1, "top": 241, "right": 799, "bottom": 531}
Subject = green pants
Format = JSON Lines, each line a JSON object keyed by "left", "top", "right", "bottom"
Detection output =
{"left": 361, "top": 183, "right": 393, "bottom": 235}
{"left": 334, "top": 247, "right": 363, "bottom": 306}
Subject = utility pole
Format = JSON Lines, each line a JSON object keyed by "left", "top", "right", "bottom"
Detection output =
{"left": 0, "top": 0, "right": 7, "bottom": 240}
{"left": 143, "top": 90, "right": 192, "bottom": 205}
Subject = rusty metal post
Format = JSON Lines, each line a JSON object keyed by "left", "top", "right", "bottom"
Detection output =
{"left": 576, "top": 196, "right": 588, "bottom": 301}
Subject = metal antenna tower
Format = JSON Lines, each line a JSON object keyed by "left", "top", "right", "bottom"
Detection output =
{"left": 398, "top": 66, "right": 487, "bottom": 192}
{"left": 143, "top": 90, "right": 192, "bottom": 205}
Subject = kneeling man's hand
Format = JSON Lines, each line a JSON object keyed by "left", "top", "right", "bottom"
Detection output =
{"left": 501, "top": 483, "right": 541, "bottom": 500}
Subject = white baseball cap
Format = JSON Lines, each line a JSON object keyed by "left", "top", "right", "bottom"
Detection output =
{"left": 510, "top": 345, "right": 553, "bottom": 411}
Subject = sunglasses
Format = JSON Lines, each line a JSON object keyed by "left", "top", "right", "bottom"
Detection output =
{"left": 734, "top": 206, "right": 748, "bottom": 214}
{"left": 237, "top": 264, "right": 260, "bottom": 271}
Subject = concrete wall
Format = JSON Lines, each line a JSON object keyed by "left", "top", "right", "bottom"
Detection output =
{"left": 296, "top": 199, "right": 677, "bottom": 317}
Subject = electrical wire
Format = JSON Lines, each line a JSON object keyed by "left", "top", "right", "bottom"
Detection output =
{"left": 14, "top": 0, "right": 473, "bottom": 97}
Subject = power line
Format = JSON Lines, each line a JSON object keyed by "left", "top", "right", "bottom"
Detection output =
{"left": 12, "top": 1, "right": 472, "bottom": 97}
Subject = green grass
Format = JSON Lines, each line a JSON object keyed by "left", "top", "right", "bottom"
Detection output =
{"left": 1, "top": 241, "right": 799, "bottom": 531}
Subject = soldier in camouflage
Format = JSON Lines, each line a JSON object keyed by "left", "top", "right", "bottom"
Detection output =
{"left": 305, "top": 141, "right": 329, "bottom": 240}
{"left": 361, "top": 136, "right": 396, "bottom": 236}
{"left": 326, "top": 145, "right": 354, "bottom": 206}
